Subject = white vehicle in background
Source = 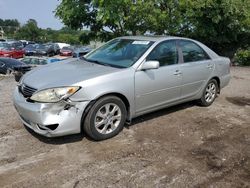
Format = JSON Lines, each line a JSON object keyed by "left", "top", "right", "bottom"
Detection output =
{"left": 55, "top": 42, "right": 70, "bottom": 49}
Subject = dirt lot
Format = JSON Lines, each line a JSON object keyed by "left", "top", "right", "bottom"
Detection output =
{"left": 0, "top": 67, "right": 250, "bottom": 188}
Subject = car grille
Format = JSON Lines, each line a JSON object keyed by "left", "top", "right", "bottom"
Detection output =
{"left": 19, "top": 84, "right": 37, "bottom": 98}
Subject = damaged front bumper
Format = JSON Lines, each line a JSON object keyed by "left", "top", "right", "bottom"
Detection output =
{"left": 13, "top": 87, "right": 89, "bottom": 137}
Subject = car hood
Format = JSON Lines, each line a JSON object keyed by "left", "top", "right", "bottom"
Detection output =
{"left": 0, "top": 50, "right": 10, "bottom": 54}
{"left": 24, "top": 49, "right": 36, "bottom": 52}
{"left": 22, "top": 59, "right": 121, "bottom": 90}
{"left": 61, "top": 50, "right": 72, "bottom": 52}
{"left": 36, "top": 49, "right": 47, "bottom": 52}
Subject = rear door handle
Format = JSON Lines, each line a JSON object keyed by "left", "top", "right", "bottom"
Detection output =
{"left": 207, "top": 64, "right": 213, "bottom": 69}
{"left": 173, "top": 70, "right": 182, "bottom": 75}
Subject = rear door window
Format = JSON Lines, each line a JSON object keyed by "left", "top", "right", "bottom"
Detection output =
{"left": 179, "top": 40, "right": 210, "bottom": 63}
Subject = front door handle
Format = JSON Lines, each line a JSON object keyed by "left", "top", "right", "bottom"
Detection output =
{"left": 173, "top": 70, "right": 182, "bottom": 75}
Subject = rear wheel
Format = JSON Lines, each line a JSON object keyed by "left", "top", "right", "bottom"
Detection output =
{"left": 198, "top": 79, "right": 218, "bottom": 106}
{"left": 83, "top": 96, "right": 127, "bottom": 141}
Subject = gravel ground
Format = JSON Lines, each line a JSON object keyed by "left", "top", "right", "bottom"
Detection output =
{"left": 0, "top": 67, "right": 250, "bottom": 188}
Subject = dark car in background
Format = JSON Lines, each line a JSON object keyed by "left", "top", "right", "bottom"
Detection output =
{"left": 23, "top": 44, "right": 38, "bottom": 56}
{"left": 13, "top": 56, "right": 62, "bottom": 82}
{"left": 20, "top": 40, "right": 35, "bottom": 47}
{"left": 60, "top": 46, "right": 74, "bottom": 56}
{"left": 0, "top": 42, "right": 25, "bottom": 59}
{"left": 35, "top": 44, "right": 55, "bottom": 56}
{"left": 0, "top": 57, "right": 29, "bottom": 75}
{"left": 49, "top": 43, "right": 60, "bottom": 55}
{"left": 21, "top": 56, "right": 61, "bottom": 65}
{"left": 72, "top": 46, "right": 92, "bottom": 58}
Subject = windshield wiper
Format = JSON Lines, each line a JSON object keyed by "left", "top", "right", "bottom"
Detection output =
{"left": 81, "top": 57, "right": 107, "bottom": 66}
{"left": 81, "top": 57, "right": 124, "bottom": 68}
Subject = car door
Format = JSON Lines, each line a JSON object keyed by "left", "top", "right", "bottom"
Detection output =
{"left": 135, "top": 40, "right": 182, "bottom": 114}
{"left": 177, "top": 40, "right": 214, "bottom": 98}
{"left": 10, "top": 43, "right": 17, "bottom": 58}
{"left": 16, "top": 43, "right": 24, "bottom": 58}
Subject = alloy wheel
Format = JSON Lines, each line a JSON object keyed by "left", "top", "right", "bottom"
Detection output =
{"left": 205, "top": 82, "right": 216, "bottom": 103}
{"left": 94, "top": 103, "right": 122, "bottom": 134}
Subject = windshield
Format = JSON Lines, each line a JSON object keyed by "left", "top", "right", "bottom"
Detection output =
{"left": 0, "top": 43, "right": 11, "bottom": 50}
{"left": 62, "top": 46, "right": 73, "bottom": 50}
{"left": 85, "top": 39, "right": 153, "bottom": 68}
{"left": 21, "top": 57, "right": 47, "bottom": 65}
{"left": 37, "top": 44, "right": 48, "bottom": 50}
{"left": 24, "top": 44, "right": 36, "bottom": 50}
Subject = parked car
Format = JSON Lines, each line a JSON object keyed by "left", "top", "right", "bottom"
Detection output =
{"left": 60, "top": 46, "right": 74, "bottom": 56}
{"left": 53, "top": 43, "right": 60, "bottom": 55}
{"left": 13, "top": 36, "right": 231, "bottom": 141}
{"left": 13, "top": 56, "right": 62, "bottom": 82}
{"left": 48, "top": 43, "right": 60, "bottom": 55}
{"left": 20, "top": 40, "right": 35, "bottom": 47}
{"left": 21, "top": 56, "right": 61, "bottom": 65}
{"left": 72, "top": 46, "right": 92, "bottom": 58}
{"left": 56, "top": 42, "right": 70, "bottom": 49}
{"left": 13, "top": 65, "right": 32, "bottom": 82}
{"left": 23, "top": 44, "right": 38, "bottom": 56}
{"left": 0, "top": 57, "right": 29, "bottom": 75}
{"left": 8, "top": 41, "right": 24, "bottom": 50}
{"left": 35, "top": 44, "right": 55, "bottom": 56}
{"left": 0, "top": 41, "right": 25, "bottom": 59}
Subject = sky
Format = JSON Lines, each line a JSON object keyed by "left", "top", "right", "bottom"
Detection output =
{"left": 0, "top": 0, "right": 64, "bottom": 30}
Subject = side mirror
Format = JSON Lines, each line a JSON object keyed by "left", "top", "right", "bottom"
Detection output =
{"left": 140, "top": 60, "right": 159, "bottom": 71}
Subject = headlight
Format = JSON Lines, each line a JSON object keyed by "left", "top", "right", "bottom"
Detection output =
{"left": 30, "top": 86, "right": 80, "bottom": 103}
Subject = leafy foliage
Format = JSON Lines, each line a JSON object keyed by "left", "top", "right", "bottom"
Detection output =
{"left": 1, "top": 19, "right": 89, "bottom": 44}
{"left": 15, "top": 19, "right": 41, "bottom": 41}
{"left": 182, "top": 0, "right": 250, "bottom": 56}
{"left": 0, "top": 19, "right": 20, "bottom": 37}
{"left": 55, "top": 0, "right": 250, "bottom": 57}
{"left": 234, "top": 48, "right": 250, "bottom": 66}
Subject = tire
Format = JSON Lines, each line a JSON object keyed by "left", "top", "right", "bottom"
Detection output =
{"left": 198, "top": 79, "right": 218, "bottom": 106}
{"left": 6, "top": 69, "right": 12, "bottom": 75}
{"left": 14, "top": 73, "right": 23, "bottom": 82}
{"left": 83, "top": 96, "right": 127, "bottom": 141}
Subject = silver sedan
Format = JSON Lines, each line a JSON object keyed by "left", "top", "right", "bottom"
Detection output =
{"left": 13, "top": 36, "right": 231, "bottom": 140}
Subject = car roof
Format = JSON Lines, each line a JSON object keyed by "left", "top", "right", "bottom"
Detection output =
{"left": 22, "top": 56, "right": 47, "bottom": 60}
{"left": 0, "top": 57, "right": 23, "bottom": 64}
{"left": 117, "top": 35, "right": 194, "bottom": 42}
{"left": 22, "top": 56, "right": 60, "bottom": 61}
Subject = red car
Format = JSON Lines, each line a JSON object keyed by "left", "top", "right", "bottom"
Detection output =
{"left": 0, "top": 42, "right": 25, "bottom": 59}
{"left": 60, "top": 46, "right": 74, "bottom": 56}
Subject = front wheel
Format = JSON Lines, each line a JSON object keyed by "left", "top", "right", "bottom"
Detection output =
{"left": 83, "top": 96, "right": 127, "bottom": 141}
{"left": 198, "top": 79, "right": 218, "bottom": 106}
{"left": 6, "top": 69, "right": 12, "bottom": 75}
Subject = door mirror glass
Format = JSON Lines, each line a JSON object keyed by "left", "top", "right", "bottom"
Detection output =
{"left": 140, "top": 60, "right": 159, "bottom": 70}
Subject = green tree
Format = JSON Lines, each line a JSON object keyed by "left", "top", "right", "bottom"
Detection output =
{"left": 15, "top": 19, "right": 41, "bottom": 41}
{"left": 181, "top": 0, "right": 250, "bottom": 56}
{"left": 54, "top": 0, "right": 250, "bottom": 56}
{"left": 0, "top": 19, "right": 20, "bottom": 38}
